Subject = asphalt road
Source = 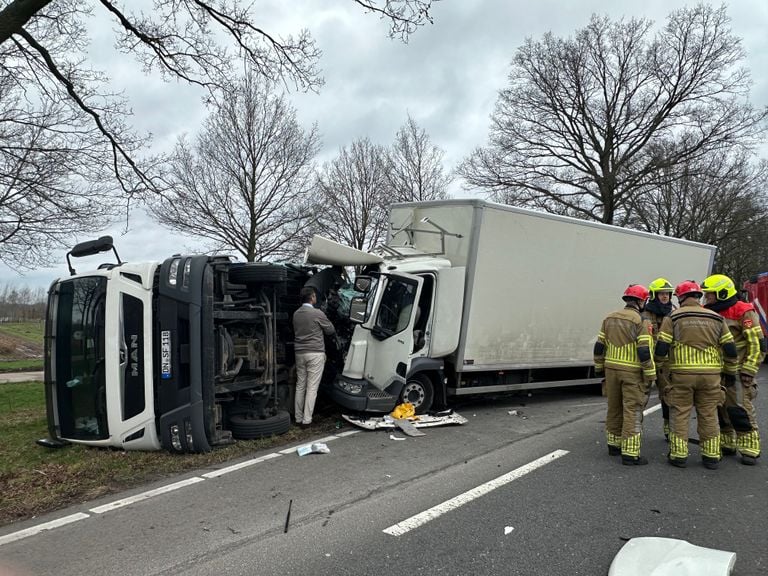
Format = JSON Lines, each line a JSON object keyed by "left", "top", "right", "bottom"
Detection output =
{"left": 1, "top": 366, "right": 766, "bottom": 576}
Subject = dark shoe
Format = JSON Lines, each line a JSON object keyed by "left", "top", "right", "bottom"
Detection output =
{"left": 721, "top": 446, "right": 737, "bottom": 456}
{"left": 608, "top": 445, "right": 621, "bottom": 456}
{"left": 299, "top": 422, "right": 311, "bottom": 430}
{"left": 668, "top": 457, "right": 687, "bottom": 468}
{"left": 741, "top": 455, "right": 758, "bottom": 466}
{"left": 622, "top": 456, "right": 648, "bottom": 466}
{"left": 702, "top": 457, "right": 719, "bottom": 470}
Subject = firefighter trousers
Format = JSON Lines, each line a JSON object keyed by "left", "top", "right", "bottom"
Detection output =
{"left": 604, "top": 368, "right": 649, "bottom": 458}
{"left": 666, "top": 372, "right": 721, "bottom": 461}
{"left": 718, "top": 377, "right": 761, "bottom": 458}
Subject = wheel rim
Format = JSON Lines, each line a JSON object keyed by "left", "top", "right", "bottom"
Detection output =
{"left": 403, "top": 381, "right": 425, "bottom": 408}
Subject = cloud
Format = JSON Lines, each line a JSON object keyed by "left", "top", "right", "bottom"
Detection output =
{"left": 3, "top": 0, "right": 766, "bottom": 289}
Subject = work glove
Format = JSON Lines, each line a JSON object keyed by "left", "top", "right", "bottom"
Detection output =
{"left": 722, "top": 373, "right": 736, "bottom": 388}
{"left": 594, "top": 368, "right": 604, "bottom": 378}
{"left": 740, "top": 373, "right": 754, "bottom": 386}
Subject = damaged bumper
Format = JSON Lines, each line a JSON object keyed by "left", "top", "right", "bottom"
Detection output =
{"left": 329, "top": 375, "right": 398, "bottom": 413}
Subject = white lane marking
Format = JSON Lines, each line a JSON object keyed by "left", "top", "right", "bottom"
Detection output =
{"left": 383, "top": 449, "right": 569, "bottom": 537}
{"left": 336, "top": 430, "right": 361, "bottom": 438}
{"left": 314, "top": 435, "right": 339, "bottom": 443}
{"left": 0, "top": 513, "right": 90, "bottom": 547}
{"left": 279, "top": 446, "right": 301, "bottom": 455}
{"left": 202, "top": 453, "right": 282, "bottom": 478}
{"left": 89, "top": 477, "right": 205, "bottom": 514}
{"left": 643, "top": 403, "right": 662, "bottom": 417}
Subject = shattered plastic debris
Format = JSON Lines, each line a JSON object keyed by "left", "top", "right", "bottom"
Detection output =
{"left": 504, "top": 526, "right": 514, "bottom": 535}
{"left": 507, "top": 410, "right": 518, "bottom": 416}
{"left": 389, "top": 434, "right": 406, "bottom": 441}
{"left": 297, "top": 442, "right": 330, "bottom": 456}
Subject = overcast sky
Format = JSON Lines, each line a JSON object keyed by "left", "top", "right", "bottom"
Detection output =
{"left": 2, "top": 0, "right": 767, "bottom": 288}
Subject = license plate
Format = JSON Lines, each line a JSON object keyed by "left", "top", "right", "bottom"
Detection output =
{"left": 161, "top": 330, "right": 172, "bottom": 379}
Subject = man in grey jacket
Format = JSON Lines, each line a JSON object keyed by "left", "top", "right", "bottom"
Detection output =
{"left": 293, "top": 286, "right": 336, "bottom": 428}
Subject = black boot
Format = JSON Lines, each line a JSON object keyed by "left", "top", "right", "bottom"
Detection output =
{"left": 741, "top": 455, "right": 758, "bottom": 466}
{"left": 702, "top": 456, "right": 719, "bottom": 470}
{"left": 622, "top": 455, "right": 648, "bottom": 466}
{"left": 608, "top": 445, "right": 621, "bottom": 456}
{"left": 668, "top": 456, "right": 687, "bottom": 468}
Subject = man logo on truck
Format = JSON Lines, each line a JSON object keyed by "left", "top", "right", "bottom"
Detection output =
{"left": 130, "top": 334, "right": 140, "bottom": 377}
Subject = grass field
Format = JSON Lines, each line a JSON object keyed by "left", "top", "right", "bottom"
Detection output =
{"left": 0, "top": 321, "right": 44, "bottom": 371}
{"left": 0, "top": 381, "right": 343, "bottom": 527}
{"left": 0, "top": 321, "right": 44, "bottom": 343}
{"left": 0, "top": 359, "right": 43, "bottom": 372}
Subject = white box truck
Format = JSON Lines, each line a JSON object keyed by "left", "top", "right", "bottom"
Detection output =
{"left": 309, "top": 199, "right": 716, "bottom": 414}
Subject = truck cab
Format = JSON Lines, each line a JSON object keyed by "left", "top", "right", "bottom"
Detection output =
{"left": 43, "top": 237, "right": 308, "bottom": 453}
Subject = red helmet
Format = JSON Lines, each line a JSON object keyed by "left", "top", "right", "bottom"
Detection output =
{"left": 674, "top": 280, "right": 703, "bottom": 300}
{"left": 622, "top": 284, "right": 649, "bottom": 302}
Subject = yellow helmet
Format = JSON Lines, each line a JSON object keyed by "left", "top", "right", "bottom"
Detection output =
{"left": 648, "top": 277, "right": 673, "bottom": 299}
{"left": 701, "top": 274, "right": 737, "bottom": 301}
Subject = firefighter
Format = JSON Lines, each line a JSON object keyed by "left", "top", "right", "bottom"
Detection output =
{"left": 643, "top": 277, "right": 675, "bottom": 440}
{"left": 702, "top": 274, "right": 767, "bottom": 465}
{"left": 594, "top": 284, "right": 656, "bottom": 466}
{"left": 654, "top": 281, "right": 738, "bottom": 469}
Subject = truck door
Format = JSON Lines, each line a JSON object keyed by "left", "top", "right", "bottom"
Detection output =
{"left": 363, "top": 272, "right": 424, "bottom": 391}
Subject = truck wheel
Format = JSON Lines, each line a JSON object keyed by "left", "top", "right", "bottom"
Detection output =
{"left": 229, "top": 263, "right": 287, "bottom": 285}
{"left": 400, "top": 373, "right": 434, "bottom": 415}
{"left": 228, "top": 410, "right": 291, "bottom": 439}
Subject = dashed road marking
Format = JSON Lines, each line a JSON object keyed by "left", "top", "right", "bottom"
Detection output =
{"left": 202, "top": 452, "right": 283, "bottom": 478}
{"left": 90, "top": 477, "right": 206, "bottom": 514}
{"left": 383, "top": 449, "right": 570, "bottom": 536}
{"left": 643, "top": 403, "right": 662, "bottom": 417}
{"left": 0, "top": 513, "right": 90, "bottom": 546}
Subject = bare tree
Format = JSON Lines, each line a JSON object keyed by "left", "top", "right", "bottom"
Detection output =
{"left": 314, "top": 138, "right": 390, "bottom": 252}
{"left": 0, "top": 72, "right": 121, "bottom": 268}
{"left": 0, "top": 0, "right": 440, "bottom": 192}
{"left": 0, "top": 0, "right": 440, "bottom": 265}
{"left": 147, "top": 73, "right": 320, "bottom": 262}
{"left": 459, "top": 5, "right": 768, "bottom": 224}
{"left": 626, "top": 152, "right": 768, "bottom": 284}
{"left": 386, "top": 114, "right": 451, "bottom": 202}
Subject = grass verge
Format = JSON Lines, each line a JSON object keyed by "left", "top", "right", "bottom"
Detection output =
{"left": 0, "top": 381, "right": 344, "bottom": 527}
{"left": 0, "top": 322, "right": 44, "bottom": 343}
{"left": 0, "top": 359, "right": 44, "bottom": 373}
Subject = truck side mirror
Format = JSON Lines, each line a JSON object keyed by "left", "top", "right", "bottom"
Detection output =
{"left": 349, "top": 297, "right": 368, "bottom": 324}
{"left": 354, "top": 276, "right": 372, "bottom": 293}
{"left": 66, "top": 235, "right": 122, "bottom": 276}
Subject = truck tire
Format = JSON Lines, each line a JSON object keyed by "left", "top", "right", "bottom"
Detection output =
{"left": 400, "top": 373, "right": 434, "bottom": 415}
{"left": 228, "top": 263, "right": 287, "bottom": 285}
{"left": 228, "top": 410, "right": 291, "bottom": 439}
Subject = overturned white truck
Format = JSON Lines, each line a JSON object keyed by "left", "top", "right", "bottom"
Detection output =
{"left": 40, "top": 241, "right": 346, "bottom": 453}
{"left": 310, "top": 199, "right": 716, "bottom": 414}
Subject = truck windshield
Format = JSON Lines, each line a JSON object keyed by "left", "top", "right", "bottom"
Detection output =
{"left": 50, "top": 277, "right": 109, "bottom": 440}
{"left": 373, "top": 276, "right": 418, "bottom": 337}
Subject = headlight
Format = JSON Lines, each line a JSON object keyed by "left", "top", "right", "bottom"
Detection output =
{"left": 182, "top": 258, "right": 192, "bottom": 288}
{"left": 170, "top": 424, "right": 182, "bottom": 451}
{"left": 168, "top": 258, "right": 180, "bottom": 286}
{"left": 338, "top": 380, "right": 364, "bottom": 395}
{"left": 184, "top": 419, "right": 194, "bottom": 451}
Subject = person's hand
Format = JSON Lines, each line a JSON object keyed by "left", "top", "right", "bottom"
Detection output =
{"left": 740, "top": 373, "right": 754, "bottom": 386}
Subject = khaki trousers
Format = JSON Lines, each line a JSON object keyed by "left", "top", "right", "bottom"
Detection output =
{"left": 295, "top": 352, "right": 325, "bottom": 425}
{"left": 717, "top": 377, "right": 761, "bottom": 458}
{"left": 666, "top": 372, "right": 721, "bottom": 460}
{"left": 605, "top": 368, "right": 649, "bottom": 457}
